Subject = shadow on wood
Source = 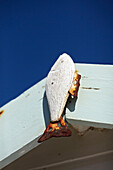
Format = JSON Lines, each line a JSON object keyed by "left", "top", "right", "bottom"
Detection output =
{"left": 43, "top": 91, "right": 51, "bottom": 128}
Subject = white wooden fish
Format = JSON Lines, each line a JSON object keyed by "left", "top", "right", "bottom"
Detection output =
{"left": 46, "top": 53, "right": 75, "bottom": 121}
{"left": 38, "top": 53, "right": 81, "bottom": 142}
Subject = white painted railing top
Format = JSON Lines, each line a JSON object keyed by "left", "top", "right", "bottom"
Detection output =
{"left": 0, "top": 63, "right": 113, "bottom": 168}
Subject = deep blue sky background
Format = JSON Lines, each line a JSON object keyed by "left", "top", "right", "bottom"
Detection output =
{"left": 0, "top": 0, "right": 113, "bottom": 107}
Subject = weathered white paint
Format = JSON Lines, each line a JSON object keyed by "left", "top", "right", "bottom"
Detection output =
{"left": 0, "top": 63, "right": 113, "bottom": 169}
{"left": 46, "top": 53, "right": 75, "bottom": 121}
{"left": 0, "top": 79, "right": 46, "bottom": 167}
{"left": 66, "top": 64, "right": 113, "bottom": 130}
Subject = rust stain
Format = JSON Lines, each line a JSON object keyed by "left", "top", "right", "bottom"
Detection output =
{"left": 93, "top": 88, "right": 100, "bottom": 90}
{"left": 73, "top": 126, "right": 105, "bottom": 136}
{"left": 82, "top": 76, "right": 88, "bottom": 78}
{"left": 75, "top": 70, "right": 78, "bottom": 73}
{"left": 69, "top": 73, "right": 81, "bottom": 97}
{"left": 0, "top": 110, "right": 4, "bottom": 116}
{"left": 81, "top": 87, "right": 100, "bottom": 90}
{"left": 25, "top": 94, "right": 30, "bottom": 97}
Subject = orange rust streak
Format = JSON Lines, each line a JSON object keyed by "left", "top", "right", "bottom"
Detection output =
{"left": 50, "top": 123, "right": 60, "bottom": 131}
{"left": 60, "top": 116, "right": 66, "bottom": 126}
{"left": 0, "top": 110, "right": 4, "bottom": 116}
{"left": 45, "top": 122, "right": 60, "bottom": 133}
{"left": 69, "top": 73, "right": 81, "bottom": 97}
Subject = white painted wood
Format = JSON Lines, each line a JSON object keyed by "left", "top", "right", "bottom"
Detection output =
{"left": 46, "top": 53, "right": 75, "bottom": 121}
{"left": 0, "top": 63, "right": 113, "bottom": 169}
{"left": 0, "top": 79, "right": 46, "bottom": 168}
{"left": 66, "top": 64, "right": 113, "bottom": 128}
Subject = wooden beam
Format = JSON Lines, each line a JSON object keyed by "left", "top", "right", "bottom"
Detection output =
{"left": 66, "top": 64, "right": 113, "bottom": 133}
{"left": 0, "top": 64, "right": 113, "bottom": 169}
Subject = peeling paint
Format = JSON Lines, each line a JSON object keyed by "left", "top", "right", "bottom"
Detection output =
{"left": 81, "top": 87, "right": 100, "bottom": 90}
{"left": 0, "top": 110, "right": 4, "bottom": 116}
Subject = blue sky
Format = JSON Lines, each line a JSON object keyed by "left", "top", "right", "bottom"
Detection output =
{"left": 0, "top": 0, "right": 113, "bottom": 107}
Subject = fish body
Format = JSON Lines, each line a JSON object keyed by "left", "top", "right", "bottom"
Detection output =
{"left": 46, "top": 53, "right": 75, "bottom": 121}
